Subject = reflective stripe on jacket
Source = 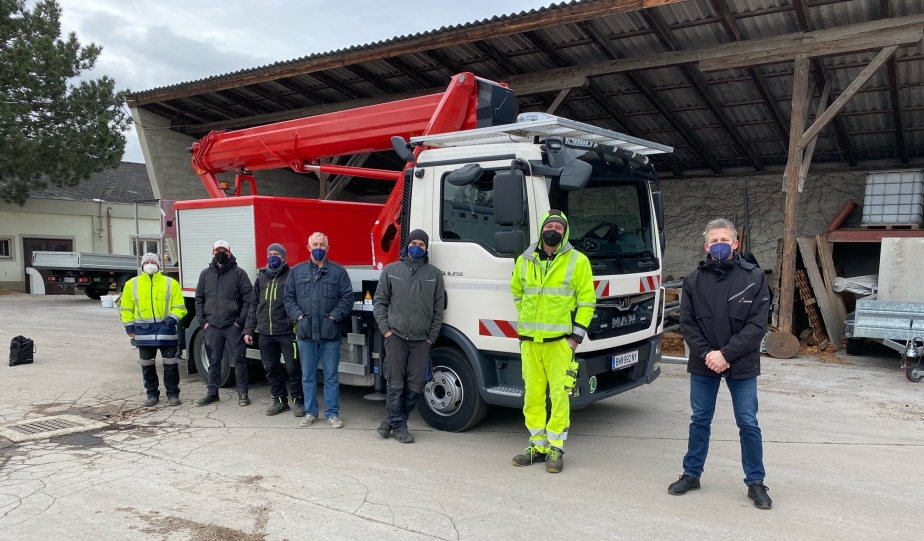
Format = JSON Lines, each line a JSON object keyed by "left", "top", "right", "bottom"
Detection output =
{"left": 511, "top": 211, "right": 596, "bottom": 343}
{"left": 120, "top": 272, "right": 187, "bottom": 346}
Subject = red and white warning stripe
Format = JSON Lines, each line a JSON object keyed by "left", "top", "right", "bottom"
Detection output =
{"left": 639, "top": 275, "right": 661, "bottom": 293}
{"left": 479, "top": 319, "right": 519, "bottom": 338}
{"left": 594, "top": 280, "right": 610, "bottom": 297}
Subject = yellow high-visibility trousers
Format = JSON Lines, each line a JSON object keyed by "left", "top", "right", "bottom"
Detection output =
{"left": 522, "top": 339, "right": 576, "bottom": 452}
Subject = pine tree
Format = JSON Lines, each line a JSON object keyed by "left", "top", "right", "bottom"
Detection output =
{"left": 0, "top": 0, "right": 129, "bottom": 205}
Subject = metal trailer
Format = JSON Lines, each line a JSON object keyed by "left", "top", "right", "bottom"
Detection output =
{"left": 844, "top": 299, "right": 924, "bottom": 382}
{"left": 29, "top": 251, "right": 138, "bottom": 298}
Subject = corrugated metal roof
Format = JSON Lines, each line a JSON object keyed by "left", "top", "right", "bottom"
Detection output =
{"left": 131, "top": 0, "right": 924, "bottom": 184}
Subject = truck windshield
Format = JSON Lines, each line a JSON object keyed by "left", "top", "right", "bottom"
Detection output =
{"left": 547, "top": 150, "right": 658, "bottom": 275}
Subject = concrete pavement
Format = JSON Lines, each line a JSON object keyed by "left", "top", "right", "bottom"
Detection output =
{"left": 0, "top": 294, "right": 921, "bottom": 540}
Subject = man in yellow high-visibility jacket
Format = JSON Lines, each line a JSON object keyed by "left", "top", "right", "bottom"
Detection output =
{"left": 120, "top": 253, "right": 187, "bottom": 407}
{"left": 511, "top": 210, "right": 596, "bottom": 473}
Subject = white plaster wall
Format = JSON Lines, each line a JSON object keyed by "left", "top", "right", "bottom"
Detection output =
{"left": 660, "top": 170, "right": 867, "bottom": 278}
{"left": 0, "top": 199, "right": 160, "bottom": 289}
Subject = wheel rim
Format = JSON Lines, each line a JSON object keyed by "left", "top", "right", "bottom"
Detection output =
{"left": 199, "top": 338, "right": 210, "bottom": 371}
{"left": 424, "top": 366, "right": 464, "bottom": 416}
{"left": 910, "top": 366, "right": 922, "bottom": 381}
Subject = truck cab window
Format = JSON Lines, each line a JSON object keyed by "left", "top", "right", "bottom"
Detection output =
{"left": 440, "top": 170, "right": 529, "bottom": 253}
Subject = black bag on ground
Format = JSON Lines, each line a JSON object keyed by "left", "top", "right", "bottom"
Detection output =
{"left": 9, "top": 335, "right": 35, "bottom": 366}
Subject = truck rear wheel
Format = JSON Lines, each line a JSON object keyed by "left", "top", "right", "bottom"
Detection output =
{"left": 192, "top": 329, "right": 235, "bottom": 388}
{"left": 84, "top": 288, "right": 105, "bottom": 300}
{"left": 417, "top": 346, "right": 489, "bottom": 432}
{"left": 845, "top": 338, "right": 864, "bottom": 356}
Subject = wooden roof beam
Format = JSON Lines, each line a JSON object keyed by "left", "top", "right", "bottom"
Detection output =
{"left": 707, "top": 0, "right": 789, "bottom": 142}
{"left": 579, "top": 19, "right": 720, "bottom": 174}
{"left": 643, "top": 7, "right": 763, "bottom": 171}
{"left": 422, "top": 49, "right": 466, "bottom": 78}
{"left": 214, "top": 89, "right": 278, "bottom": 115}
{"left": 243, "top": 83, "right": 304, "bottom": 110}
{"left": 881, "top": 0, "right": 909, "bottom": 165}
{"left": 273, "top": 78, "right": 331, "bottom": 105}
{"left": 162, "top": 99, "right": 224, "bottom": 123}
{"left": 383, "top": 56, "right": 441, "bottom": 89}
{"left": 473, "top": 40, "right": 524, "bottom": 75}
{"left": 342, "top": 64, "right": 403, "bottom": 94}
{"left": 309, "top": 71, "right": 366, "bottom": 100}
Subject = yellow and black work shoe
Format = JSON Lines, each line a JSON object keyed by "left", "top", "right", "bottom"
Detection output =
{"left": 239, "top": 393, "right": 251, "bottom": 407}
{"left": 546, "top": 447, "right": 564, "bottom": 473}
{"left": 512, "top": 445, "right": 547, "bottom": 467}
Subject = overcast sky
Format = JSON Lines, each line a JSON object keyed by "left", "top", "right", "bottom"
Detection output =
{"left": 55, "top": 0, "right": 547, "bottom": 163}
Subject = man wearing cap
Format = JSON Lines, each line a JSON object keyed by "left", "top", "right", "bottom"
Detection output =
{"left": 120, "top": 253, "right": 187, "bottom": 407}
{"left": 510, "top": 211, "right": 595, "bottom": 473}
{"left": 194, "top": 240, "right": 253, "bottom": 407}
{"left": 283, "top": 232, "right": 354, "bottom": 428}
{"left": 373, "top": 230, "right": 445, "bottom": 444}
{"left": 244, "top": 243, "right": 304, "bottom": 417}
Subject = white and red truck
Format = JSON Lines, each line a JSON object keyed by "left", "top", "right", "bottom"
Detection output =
{"left": 171, "top": 73, "right": 673, "bottom": 431}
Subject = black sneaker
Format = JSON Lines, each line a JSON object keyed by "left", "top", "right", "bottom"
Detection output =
{"left": 292, "top": 397, "right": 305, "bottom": 417}
{"left": 194, "top": 394, "right": 220, "bottom": 407}
{"left": 265, "top": 397, "right": 290, "bottom": 416}
{"left": 239, "top": 393, "right": 250, "bottom": 406}
{"left": 377, "top": 420, "right": 392, "bottom": 439}
{"left": 668, "top": 474, "right": 701, "bottom": 495}
{"left": 545, "top": 447, "right": 564, "bottom": 473}
{"left": 748, "top": 483, "right": 772, "bottom": 509}
{"left": 392, "top": 425, "right": 414, "bottom": 443}
{"left": 167, "top": 397, "right": 181, "bottom": 407}
{"left": 512, "top": 445, "right": 547, "bottom": 467}
{"left": 144, "top": 396, "right": 159, "bottom": 407}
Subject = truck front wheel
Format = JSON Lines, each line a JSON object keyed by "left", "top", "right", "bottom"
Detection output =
{"left": 417, "top": 346, "right": 489, "bottom": 432}
{"left": 192, "top": 329, "right": 235, "bottom": 388}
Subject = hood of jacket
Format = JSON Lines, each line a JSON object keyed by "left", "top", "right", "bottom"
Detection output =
{"left": 537, "top": 210, "right": 571, "bottom": 256}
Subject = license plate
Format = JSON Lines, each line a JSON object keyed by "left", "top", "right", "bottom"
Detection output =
{"left": 64, "top": 277, "right": 75, "bottom": 283}
{"left": 612, "top": 350, "right": 639, "bottom": 371}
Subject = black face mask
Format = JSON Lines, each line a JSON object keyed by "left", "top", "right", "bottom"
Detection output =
{"left": 215, "top": 252, "right": 230, "bottom": 265}
{"left": 542, "top": 229, "right": 563, "bottom": 248}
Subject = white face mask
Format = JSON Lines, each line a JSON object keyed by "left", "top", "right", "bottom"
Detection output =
{"left": 143, "top": 263, "right": 159, "bottom": 275}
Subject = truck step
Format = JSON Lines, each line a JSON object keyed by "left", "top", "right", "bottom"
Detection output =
{"left": 485, "top": 386, "right": 525, "bottom": 397}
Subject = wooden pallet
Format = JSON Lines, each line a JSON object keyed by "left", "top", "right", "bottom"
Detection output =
{"left": 859, "top": 223, "right": 921, "bottom": 230}
{"left": 795, "top": 270, "right": 828, "bottom": 344}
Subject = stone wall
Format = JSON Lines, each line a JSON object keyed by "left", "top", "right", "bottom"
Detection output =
{"left": 660, "top": 170, "right": 868, "bottom": 278}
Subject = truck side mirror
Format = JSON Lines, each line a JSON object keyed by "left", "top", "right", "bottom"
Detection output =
{"left": 652, "top": 190, "right": 665, "bottom": 231}
{"left": 493, "top": 170, "right": 525, "bottom": 226}
{"left": 495, "top": 230, "right": 525, "bottom": 255}
{"left": 391, "top": 136, "right": 416, "bottom": 163}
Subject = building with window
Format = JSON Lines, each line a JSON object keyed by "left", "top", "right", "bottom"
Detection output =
{"left": 0, "top": 162, "right": 162, "bottom": 292}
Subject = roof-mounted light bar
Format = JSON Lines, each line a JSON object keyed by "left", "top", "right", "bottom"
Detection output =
{"left": 410, "top": 112, "right": 674, "bottom": 155}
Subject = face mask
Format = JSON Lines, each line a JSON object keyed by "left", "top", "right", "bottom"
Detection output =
{"left": 214, "top": 252, "right": 230, "bottom": 264}
{"left": 407, "top": 245, "right": 426, "bottom": 259}
{"left": 709, "top": 242, "right": 733, "bottom": 261}
{"left": 143, "top": 263, "right": 158, "bottom": 275}
{"left": 267, "top": 255, "right": 282, "bottom": 269}
{"left": 311, "top": 248, "right": 326, "bottom": 262}
{"left": 542, "top": 229, "right": 563, "bottom": 248}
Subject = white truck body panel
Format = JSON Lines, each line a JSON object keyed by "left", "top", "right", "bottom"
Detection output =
{"left": 176, "top": 205, "right": 256, "bottom": 291}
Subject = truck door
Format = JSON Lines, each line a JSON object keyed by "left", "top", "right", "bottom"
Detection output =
{"left": 415, "top": 164, "right": 536, "bottom": 356}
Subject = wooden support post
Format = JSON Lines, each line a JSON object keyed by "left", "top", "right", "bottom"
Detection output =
{"left": 815, "top": 234, "right": 847, "bottom": 345}
{"left": 798, "top": 79, "right": 832, "bottom": 192}
{"left": 778, "top": 55, "right": 810, "bottom": 335}
{"left": 546, "top": 88, "right": 573, "bottom": 114}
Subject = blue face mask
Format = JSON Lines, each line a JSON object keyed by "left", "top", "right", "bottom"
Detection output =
{"left": 267, "top": 255, "right": 282, "bottom": 269}
{"left": 311, "top": 248, "right": 326, "bottom": 262}
{"left": 407, "top": 245, "right": 426, "bottom": 259}
{"left": 709, "top": 242, "right": 733, "bottom": 261}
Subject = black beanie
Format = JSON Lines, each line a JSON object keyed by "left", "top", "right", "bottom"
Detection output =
{"left": 267, "top": 243, "right": 286, "bottom": 259}
{"left": 407, "top": 229, "right": 429, "bottom": 248}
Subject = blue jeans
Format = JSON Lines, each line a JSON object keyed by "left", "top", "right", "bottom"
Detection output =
{"left": 297, "top": 339, "right": 341, "bottom": 418}
{"left": 683, "top": 374, "right": 765, "bottom": 486}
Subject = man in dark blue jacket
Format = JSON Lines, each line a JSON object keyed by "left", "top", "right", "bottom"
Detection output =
{"left": 668, "top": 218, "right": 772, "bottom": 510}
{"left": 283, "top": 232, "right": 354, "bottom": 428}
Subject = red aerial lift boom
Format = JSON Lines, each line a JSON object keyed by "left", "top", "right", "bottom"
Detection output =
{"left": 189, "top": 72, "right": 514, "bottom": 267}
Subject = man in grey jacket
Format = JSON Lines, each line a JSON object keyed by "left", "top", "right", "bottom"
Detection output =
{"left": 194, "top": 240, "right": 253, "bottom": 407}
{"left": 373, "top": 229, "right": 445, "bottom": 443}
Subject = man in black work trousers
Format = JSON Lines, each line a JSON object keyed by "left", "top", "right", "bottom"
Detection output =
{"left": 373, "top": 229, "right": 445, "bottom": 443}
{"left": 668, "top": 218, "right": 773, "bottom": 509}
{"left": 194, "top": 240, "right": 253, "bottom": 407}
{"left": 244, "top": 243, "right": 304, "bottom": 417}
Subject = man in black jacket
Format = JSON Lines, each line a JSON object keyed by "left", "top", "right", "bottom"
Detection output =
{"left": 194, "top": 240, "right": 253, "bottom": 407}
{"left": 283, "top": 232, "right": 354, "bottom": 429}
{"left": 668, "top": 218, "right": 773, "bottom": 510}
{"left": 372, "top": 229, "right": 445, "bottom": 444}
{"left": 244, "top": 243, "right": 304, "bottom": 417}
